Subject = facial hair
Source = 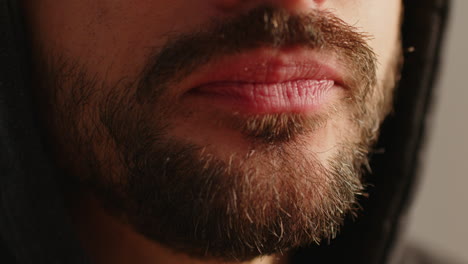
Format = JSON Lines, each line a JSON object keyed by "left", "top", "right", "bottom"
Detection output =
{"left": 34, "top": 5, "right": 398, "bottom": 262}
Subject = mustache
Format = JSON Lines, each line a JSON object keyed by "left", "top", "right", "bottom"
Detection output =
{"left": 136, "top": 5, "right": 376, "bottom": 103}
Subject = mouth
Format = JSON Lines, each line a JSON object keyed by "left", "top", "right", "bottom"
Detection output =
{"left": 184, "top": 47, "right": 346, "bottom": 114}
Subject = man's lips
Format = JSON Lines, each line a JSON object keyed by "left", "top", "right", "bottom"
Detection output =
{"left": 191, "top": 80, "right": 335, "bottom": 113}
{"left": 184, "top": 48, "right": 345, "bottom": 114}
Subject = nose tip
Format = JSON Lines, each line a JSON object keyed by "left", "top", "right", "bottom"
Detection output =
{"left": 213, "top": 0, "right": 325, "bottom": 13}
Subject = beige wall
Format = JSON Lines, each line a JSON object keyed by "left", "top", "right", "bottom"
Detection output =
{"left": 407, "top": 0, "right": 468, "bottom": 261}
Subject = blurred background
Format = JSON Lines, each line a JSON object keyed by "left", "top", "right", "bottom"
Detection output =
{"left": 406, "top": 0, "right": 468, "bottom": 262}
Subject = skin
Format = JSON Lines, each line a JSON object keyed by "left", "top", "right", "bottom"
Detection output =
{"left": 22, "top": 0, "right": 402, "bottom": 263}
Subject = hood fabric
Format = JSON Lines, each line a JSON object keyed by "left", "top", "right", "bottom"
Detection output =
{"left": 0, "top": 0, "right": 451, "bottom": 263}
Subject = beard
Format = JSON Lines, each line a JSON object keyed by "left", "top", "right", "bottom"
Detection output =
{"left": 34, "top": 5, "right": 399, "bottom": 262}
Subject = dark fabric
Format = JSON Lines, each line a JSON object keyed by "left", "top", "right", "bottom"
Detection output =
{"left": 0, "top": 0, "right": 451, "bottom": 263}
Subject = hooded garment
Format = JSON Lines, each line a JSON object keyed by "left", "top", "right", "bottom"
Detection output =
{"left": 0, "top": 0, "right": 451, "bottom": 263}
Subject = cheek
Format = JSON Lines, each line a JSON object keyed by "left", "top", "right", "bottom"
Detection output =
{"left": 25, "top": 0, "right": 216, "bottom": 84}
{"left": 361, "top": 1, "right": 402, "bottom": 79}
{"left": 331, "top": 1, "right": 402, "bottom": 78}
{"left": 362, "top": 1, "right": 402, "bottom": 70}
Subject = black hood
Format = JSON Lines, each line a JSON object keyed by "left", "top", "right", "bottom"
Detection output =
{"left": 0, "top": 0, "right": 451, "bottom": 263}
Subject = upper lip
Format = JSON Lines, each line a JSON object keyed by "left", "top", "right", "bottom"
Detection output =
{"left": 184, "top": 47, "right": 346, "bottom": 93}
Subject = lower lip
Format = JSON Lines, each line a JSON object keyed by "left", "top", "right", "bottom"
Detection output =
{"left": 189, "top": 79, "right": 336, "bottom": 114}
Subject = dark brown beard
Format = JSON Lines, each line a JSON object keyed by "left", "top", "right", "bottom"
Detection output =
{"left": 33, "top": 5, "right": 398, "bottom": 262}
